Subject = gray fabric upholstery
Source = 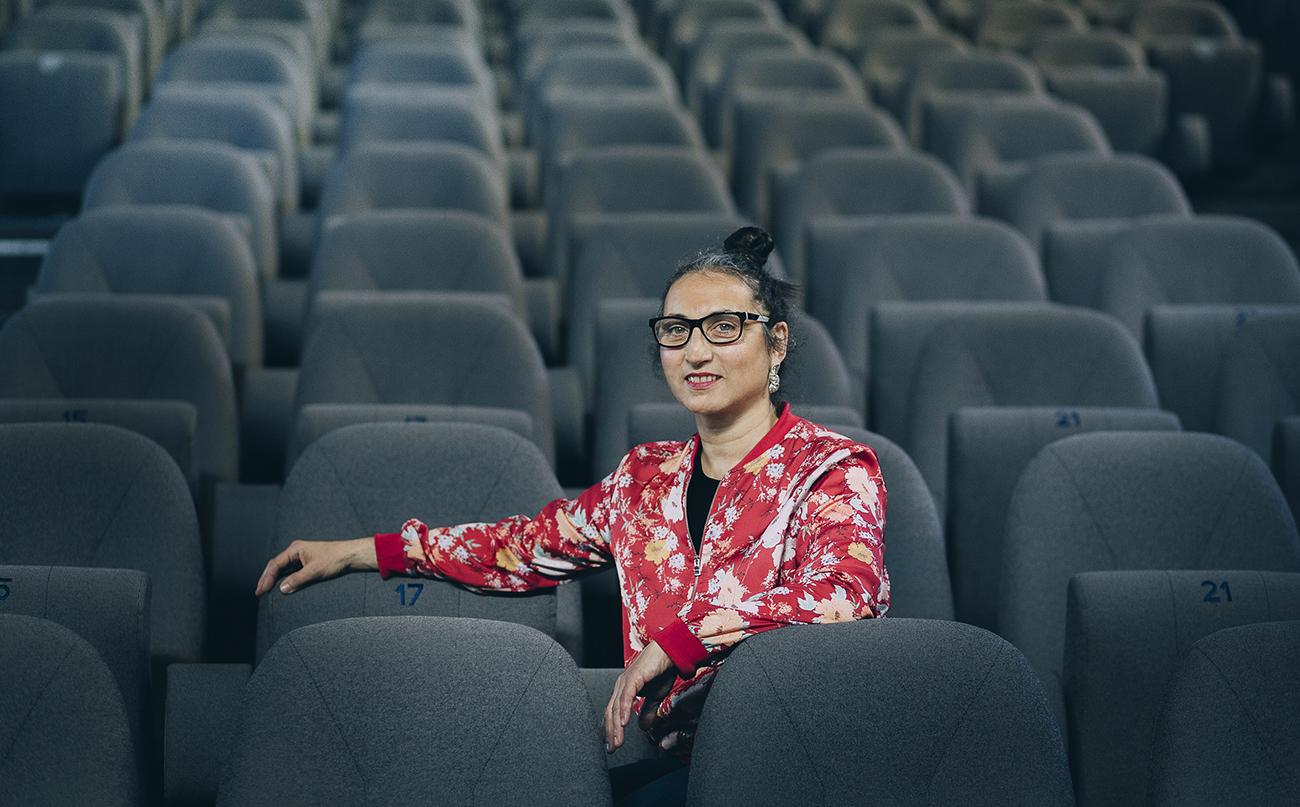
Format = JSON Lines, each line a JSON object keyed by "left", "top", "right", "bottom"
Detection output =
{"left": 976, "top": 0, "right": 1087, "bottom": 53}
{"left": 925, "top": 95, "right": 1111, "bottom": 194}
{"left": 1097, "top": 216, "right": 1300, "bottom": 338}
{"left": 712, "top": 49, "right": 867, "bottom": 155}
{"left": 337, "top": 88, "right": 503, "bottom": 165}
{"left": 664, "top": 0, "right": 781, "bottom": 74}
{"left": 317, "top": 142, "right": 508, "bottom": 234}
{"left": 538, "top": 97, "right": 704, "bottom": 207}
{"left": 1010, "top": 155, "right": 1191, "bottom": 257}
{"left": 288, "top": 403, "right": 534, "bottom": 469}
{"left": 1149, "top": 619, "right": 1300, "bottom": 807}
{"left": 999, "top": 432, "right": 1300, "bottom": 722}
{"left": 1277, "top": 417, "right": 1300, "bottom": 520}
{"left": 594, "top": 300, "right": 856, "bottom": 476}
{"left": 295, "top": 293, "right": 553, "bottom": 463}
{"left": 1065, "top": 571, "right": 1300, "bottom": 807}
{"left": 164, "top": 663, "right": 252, "bottom": 805}
{"left": 1143, "top": 304, "right": 1296, "bottom": 434}
{"left": 686, "top": 20, "right": 806, "bottom": 141}
{"left": 546, "top": 146, "right": 734, "bottom": 285}
{"left": 775, "top": 149, "right": 969, "bottom": 286}
{"left": 565, "top": 213, "right": 752, "bottom": 401}
{"left": 38, "top": 205, "right": 263, "bottom": 369}
{"left": 1214, "top": 310, "right": 1300, "bottom": 461}
{"left": 687, "top": 618, "right": 1072, "bottom": 806}
{"left": 730, "top": 97, "right": 905, "bottom": 225}
{"left": 308, "top": 210, "right": 525, "bottom": 323}
{"left": 0, "top": 50, "right": 121, "bottom": 202}
{"left": 348, "top": 40, "right": 495, "bottom": 109}
{"left": 525, "top": 47, "right": 678, "bottom": 147}
{"left": 1033, "top": 31, "right": 1168, "bottom": 154}
{"left": 6, "top": 6, "right": 141, "bottom": 131}
{"left": 0, "top": 296, "right": 238, "bottom": 486}
{"left": 81, "top": 139, "right": 279, "bottom": 281}
{"left": 0, "top": 614, "right": 138, "bottom": 807}
{"left": 515, "top": 21, "right": 639, "bottom": 83}
{"left": 808, "top": 215, "right": 1045, "bottom": 384}
{"left": 0, "top": 399, "right": 197, "bottom": 491}
{"left": 579, "top": 668, "right": 662, "bottom": 766}
{"left": 0, "top": 423, "right": 204, "bottom": 666}
{"left": 863, "top": 30, "right": 969, "bottom": 120}
{"left": 220, "top": 617, "right": 612, "bottom": 807}
{"left": 0, "top": 566, "right": 150, "bottom": 757}
{"left": 261, "top": 422, "right": 573, "bottom": 661}
{"left": 130, "top": 84, "right": 299, "bottom": 214}
{"left": 869, "top": 302, "right": 1158, "bottom": 513}
{"left": 949, "top": 407, "right": 1181, "bottom": 630}
{"left": 157, "top": 34, "right": 311, "bottom": 141}
{"left": 901, "top": 50, "right": 1043, "bottom": 144}
{"left": 820, "top": 0, "right": 937, "bottom": 63}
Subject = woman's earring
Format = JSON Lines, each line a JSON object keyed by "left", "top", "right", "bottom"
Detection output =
{"left": 767, "top": 363, "right": 781, "bottom": 394}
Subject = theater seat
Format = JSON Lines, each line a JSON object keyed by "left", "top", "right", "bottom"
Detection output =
{"left": 688, "top": 618, "right": 1073, "bottom": 806}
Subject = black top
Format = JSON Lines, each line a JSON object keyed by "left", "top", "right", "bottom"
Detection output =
{"left": 686, "top": 445, "right": 721, "bottom": 554}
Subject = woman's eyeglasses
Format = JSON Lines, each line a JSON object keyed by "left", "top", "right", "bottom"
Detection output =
{"left": 648, "top": 311, "right": 770, "bottom": 348}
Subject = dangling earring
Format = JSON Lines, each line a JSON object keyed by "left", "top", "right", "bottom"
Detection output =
{"left": 767, "top": 363, "right": 781, "bottom": 394}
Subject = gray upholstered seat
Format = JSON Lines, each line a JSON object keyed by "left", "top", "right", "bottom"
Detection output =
{"left": 0, "top": 614, "right": 139, "bottom": 806}
{"left": 1065, "top": 571, "right": 1300, "bottom": 807}
{"left": 5, "top": 6, "right": 141, "bottom": 131}
{"left": 219, "top": 617, "right": 611, "bottom": 806}
{"left": 81, "top": 140, "right": 279, "bottom": 281}
{"left": 663, "top": 0, "right": 782, "bottom": 75}
{"left": 293, "top": 294, "right": 553, "bottom": 464}
{"left": 1031, "top": 30, "right": 1170, "bottom": 156}
{"left": 807, "top": 215, "right": 1043, "bottom": 387}
{"left": 0, "top": 566, "right": 151, "bottom": 762}
{"left": 687, "top": 618, "right": 1073, "bottom": 806}
{"left": 0, "top": 50, "right": 122, "bottom": 206}
{"left": 524, "top": 47, "right": 679, "bottom": 147}
{"left": 129, "top": 84, "right": 299, "bottom": 214}
{"left": 730, "top": 98, "right": 905, "bottom": 225}
{"left": 925, "top": 95, "right": 1111, "bottom": 195}
{"left": 1214, "top": 309, "right": 1300, "bottom": 461}
{"left": 901, "top": 50, "right": 1043, "bottom": 145}
{"left": 347, "top": 39, "right": 494, "bottom": 109}
{"left": 976, "top": 0, "right": 1087, "bottom": 54}
{"left": 258, "top": 422, "right": 583, "bottom": 662}
{"left": 0, "top": 423, "right": 205, "bottom": 667}
{"left": 316, "top": 141, "right": 508, "bottom": 235}
{"left": 336, "top": 89, "right": 503, "bottom": 166}
{"left": 1095, "top": 215, "right": 1300, "bottom": 339}
{"left": 998, "top": 153, "right": 1190, "bottom": 254}
{"left": 774, "top": 148, "right": 969, "bottom": 286}
{"left": 868, "top": 302, "right": 1157, "bottom": 514}
{"left": 712, "top": 49, "right": 867, "bottom": 155}
{"left": 545, "top": 146, "right": 733, "bottom": 286}
{"left": 0, "top": 297, "right": 239, "bottom": 488}
{"left": 818, "top": 0, "right": 938, "bottom": 63}
{"left": 686, "top": 20, "right": 806, "bottom": 140}
{"left": 948, "top": 407, "right": 1181, "bottom": 630}
{"left": 999, "top": 432, "right": 1300, "bottom": 728}
{"left": 308, "top": 209, "right": 525, "bottom": 323}
{"left": 37, "top": 205, "right": 263, "bottom": 371}
{"left": 1149, "top": 620, "right": 1300, "bottom": 807}
{"left": 863, "top": 29, "right": 969, "bottom": 121}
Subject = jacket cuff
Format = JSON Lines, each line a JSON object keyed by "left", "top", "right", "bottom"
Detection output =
{"left": 654, "top": 618, "right": 710, "bottom": 677}
{"left": 373, "top": 533, "right": 407, "bottom": 579}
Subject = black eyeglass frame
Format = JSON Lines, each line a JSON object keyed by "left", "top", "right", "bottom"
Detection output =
{"left": 648, "top": 310, "right": 772, "bottom": 348}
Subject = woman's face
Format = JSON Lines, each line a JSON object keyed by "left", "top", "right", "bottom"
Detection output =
{"left": 659, "top": 270, "right": 788, "bottom": 419}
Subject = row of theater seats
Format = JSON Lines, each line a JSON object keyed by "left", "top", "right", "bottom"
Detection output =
{"left": 2, "top": 419, "right": 1299, "bottom": 804}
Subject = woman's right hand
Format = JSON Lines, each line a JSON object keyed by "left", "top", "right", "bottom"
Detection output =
{"left": 254, "top": 537, "right": 377, "bottom": 597}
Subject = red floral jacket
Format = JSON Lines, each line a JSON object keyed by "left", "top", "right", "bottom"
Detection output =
{"left": 374, "top": 405, "right": 890, "bottom": 753}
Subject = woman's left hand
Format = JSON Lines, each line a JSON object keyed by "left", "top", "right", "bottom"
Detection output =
{"left": 603, "top": 640, "right": 676, "bottom": 753}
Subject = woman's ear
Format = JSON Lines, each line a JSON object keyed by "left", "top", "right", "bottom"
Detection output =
{"left": 770, "top": 321, "right": 789, "bottom": 364}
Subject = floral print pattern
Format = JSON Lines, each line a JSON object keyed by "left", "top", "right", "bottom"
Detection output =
{"left": 375, "top": 406, "right": 889, "bottom": 755}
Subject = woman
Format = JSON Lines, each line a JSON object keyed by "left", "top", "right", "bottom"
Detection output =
{"left": 255, "top": 227, "right": 890, "bottom": 805}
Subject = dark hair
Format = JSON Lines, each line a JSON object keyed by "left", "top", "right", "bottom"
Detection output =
{"left": 658, "top": 226, "right": 799, "bottom": 356}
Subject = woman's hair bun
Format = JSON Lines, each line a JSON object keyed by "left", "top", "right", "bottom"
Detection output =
{"left": 723, "top": 226, "right": 775, "bottom": 270}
